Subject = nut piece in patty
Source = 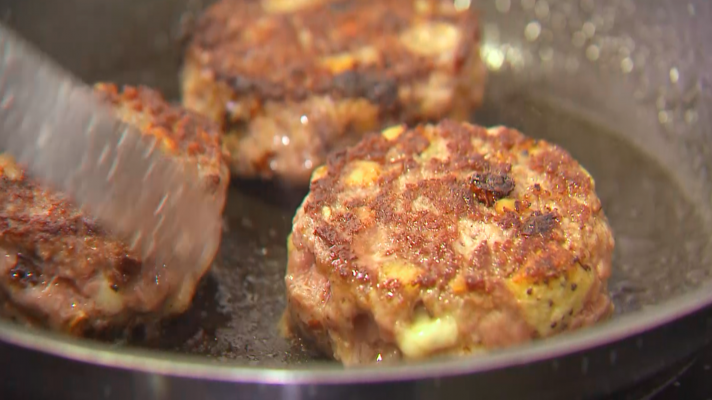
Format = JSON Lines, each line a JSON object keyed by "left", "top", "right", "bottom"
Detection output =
{"left": 284, "top": 120, "right": 615, "bottom": 365}
{"left": 0, "top": 83, "right": 230, "bottom": 335}
{"left": 181, "top": 0, "right": 486, "bottom": 185}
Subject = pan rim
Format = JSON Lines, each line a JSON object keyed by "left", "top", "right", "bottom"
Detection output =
{"left": 1, "top": 280, "right": 711, "bottom": 384}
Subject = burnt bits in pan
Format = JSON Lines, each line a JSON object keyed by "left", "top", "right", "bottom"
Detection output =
{"left": 181, "top": 0, "right": 486, "bottom": 185}
{"left": 283, "top": 120, "right": 615, "bottom": 365}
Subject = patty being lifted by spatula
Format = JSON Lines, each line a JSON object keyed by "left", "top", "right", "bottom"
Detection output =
{"left": 181, "top": 0, "right": 486, "bottom": 185}
{"left": 284, "top": 120, "right": 614, "bottom": 365}
{"left": 0, "top": 83, "right": 229, "bottom": 336}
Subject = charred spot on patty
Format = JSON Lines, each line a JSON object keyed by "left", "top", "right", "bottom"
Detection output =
{"left": 521, "top": 212, "right": 557, "bottom": 236}
{"left": 229, "top": 75, "right": 258, "bottom": 96}
{"left": 331, "top": 71, "right": 399, "bottom": 107}
{"left": 464, "top": 274, "right": 488, "bottom": 292}
{"left": 470, "top": 171, "right": 515, "bottom": 206}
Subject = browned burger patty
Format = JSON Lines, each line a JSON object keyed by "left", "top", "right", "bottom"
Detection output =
{"left": 182, "top": 0, "right": 485, "bottom": 185}
{"left": 284, "top": 120, "right": 614, "bottom": 365}
{"left": 0, "top": 83, "right": 230, "bottom": 336}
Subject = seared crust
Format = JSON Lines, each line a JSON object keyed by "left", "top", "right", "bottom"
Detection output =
{"left": 0, "top": 84, "right": 229, "bottom": 335}
{"left": 187, "top": 0, "right": 480, "bottom": 102}
{"left": 95, "top": 83, "right": 230, "bottom": 198}
{"left": 285, "top": 120, "right": 615, "bottom": 365}
{"left": 182, "top": 0, "right": 485, "bottom": 184}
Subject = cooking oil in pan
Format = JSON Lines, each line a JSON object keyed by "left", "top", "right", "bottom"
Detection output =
{"left": 143, "top": 97, "right": 711, "bottom": 366}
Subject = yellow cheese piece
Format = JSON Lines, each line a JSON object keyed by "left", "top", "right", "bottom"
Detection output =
{"left": 93, "top": 277, "right": 124, "bottom": 314}
{"left": 449, "top": 274, "right": 467, "bottom": 295}
{"left": 400, "top": 22, "right": 460, "bottom": 57}
{"left": 417, "top": 138, "right": 448, "bottom": 161}
{"left": 311, "top": 165, "right": 328, "bottom": 182}
{"left": 344, "top": 161, "right": 381, "bottom": 187}
{"left": 261, "top": 0, "right": 323, "bottom": 14}
{"left": 320, "top": 52, "right": 357, "bottom": 74}
{"left": 321, "top": 206, "right": 332, "bottom": 219}
{"left": 495, "top": 198, "right": 517, "bottom": 214}
{"left": 380, "top": 260, "right": 421, "bottom": 284}
{"left": 382, "top": 124, "right": 406, "bottom": 141}
{"left": 506, "top": 263, "right": 595, "bottom": 336}
{"left": 0, "top": 153, "right": 22, "bottom": 181}
{"left": 321, "top": 47, "right": 379, "bottom": 74}
{"left": 396, "top": 309, "right": 459, "bottom": 359}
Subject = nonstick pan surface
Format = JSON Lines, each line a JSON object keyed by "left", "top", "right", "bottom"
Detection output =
{"left": 1, "top": 0, "right": 712, "bottom": 399}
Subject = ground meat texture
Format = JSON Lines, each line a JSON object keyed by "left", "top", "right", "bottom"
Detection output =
{"left": 284, "top": 120, "right": 614, "bottom": 366}
{"left": 181, "top": 0, "right": 486, "bottom": 185}
{"left": 0, "top": 83, "right": 230, "bottom": 336}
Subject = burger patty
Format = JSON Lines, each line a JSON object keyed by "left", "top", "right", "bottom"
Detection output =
{"left": 181, "top": 0, "right": 486, "bottom": 185}
{"left": 284, "top": 120, "right": 615, "bottom": 365}
{"left": 0, "top": 83, "right": 230, "bottom": 336}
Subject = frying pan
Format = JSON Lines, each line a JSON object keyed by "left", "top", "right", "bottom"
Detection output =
{"left": 0, "top": 0, "right": 711, "bottom": 399}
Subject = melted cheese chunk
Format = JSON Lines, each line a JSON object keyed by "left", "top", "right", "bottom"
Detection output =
{"left": 261, "top": 0, "right": 323, "bottom": 14}
{"left": 400, "top": 22, "right": 460, "bottom": 57}
{"left": 417, "top": 137, "right": 449, "bottom": 161}
{"left": 396, "top": 309, "right": 459, "bottom": 358}
{"left": 311, "top": 165, "right": 328, "bottom": 182}
{"left": 93, "top": 277, "right": 124, "bottom": 314}
{"left": 506, "top": 263, "right": 595, "bottom": 336}
{"left": 495, "top": 198, "right": 516, "bottom": 214}
{"left": 344, "top": 161, "right": 382, "bottom": 187}
{"left": 381, "top": 124, "right": 406, "bottom": 141}
{"left": 321, "top": 206, "right": 332, "bottom": 219}
{"left": 0, "top": 153, "right": 22, "bottom": 181}
{"left": 380, "top": 260, "right": 421, "bottom": 285}
{"left": 320, "top": 46, "right": 379, "bottom": 74}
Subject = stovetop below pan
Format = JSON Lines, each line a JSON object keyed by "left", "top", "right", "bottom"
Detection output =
{"left": 609, "top": 342, "right": 712, "bottom": 400}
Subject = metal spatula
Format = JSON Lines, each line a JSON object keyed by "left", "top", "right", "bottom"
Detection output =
{"left": 0, "top": 24, "right": 222, "bottom": 280}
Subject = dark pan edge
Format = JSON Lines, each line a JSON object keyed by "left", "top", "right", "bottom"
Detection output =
{"left": 1, "top": 278, "right": 712, "bottom": 385}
